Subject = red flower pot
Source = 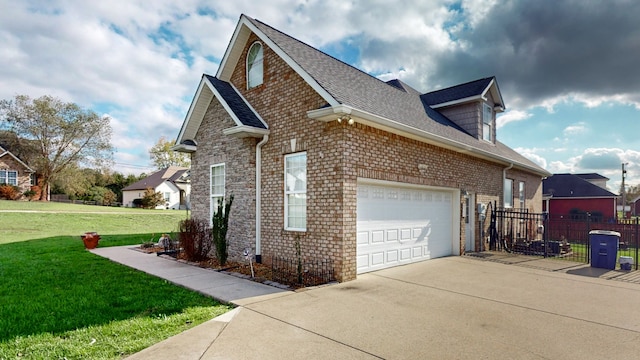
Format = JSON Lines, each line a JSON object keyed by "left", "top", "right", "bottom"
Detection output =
{"left": 81, "top": 232, "right": 100, "bottom": 249}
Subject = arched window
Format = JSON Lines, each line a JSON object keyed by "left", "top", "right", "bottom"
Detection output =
{"left": 247, "top": 42, "right": 264, "bottom": 88}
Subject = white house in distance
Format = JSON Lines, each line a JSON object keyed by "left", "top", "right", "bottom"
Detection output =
{"left": 122, "top": 166, "right": 190, "bottom": 209}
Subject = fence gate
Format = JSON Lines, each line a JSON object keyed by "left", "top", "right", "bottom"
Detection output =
{"left": 486, "top": 201, "right": 639, "bottom": 269}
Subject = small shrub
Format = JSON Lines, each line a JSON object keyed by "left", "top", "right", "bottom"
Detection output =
{"left": 212, "top": 195, "right": 233, "bottom": 266}
{"left": 178, "top": 218, "right": 211, "bottom": 262}
{"left": 23, "top": 189, "right": 37, "bottom": 200}
{"left": 0, "top": 185, "right": 21, "bottom": 200}
{"left": 142, "top": 187, "right": 164, "bottom": 209}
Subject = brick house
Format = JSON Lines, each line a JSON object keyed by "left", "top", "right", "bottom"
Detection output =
{"left": 0, "top": 145, "right": 35, "bottom": 195}
{"left": 173, "top": 15, "right": 550, "bottom": 281}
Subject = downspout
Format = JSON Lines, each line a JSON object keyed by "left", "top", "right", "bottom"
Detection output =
{"left": 503, "top": 163, "right": 513, "bottom": 207}
{"left": 255, "top": 134, "right": 269, "bottom": 263}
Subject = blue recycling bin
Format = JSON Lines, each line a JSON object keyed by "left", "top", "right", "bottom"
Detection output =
{"left": 589, "top": 230, "right": 620, "bottom": 270}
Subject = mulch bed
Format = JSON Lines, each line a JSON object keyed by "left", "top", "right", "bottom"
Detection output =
{"left": 137, "top": 245, "right": 292, "bottom": 289}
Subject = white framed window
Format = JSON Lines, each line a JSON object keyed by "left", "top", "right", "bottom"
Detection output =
{"left": 483, "top": 103, "right": 493, "bottom": 142}
{"left": 518, "top": 181, "right": 525, "bottom": 209}
{"left": 0, "top": 170, "right": 18, "bottom": 186}
{"left": 504, "top": 178, "right": 513, "bottom": 208}
{"left": 30, "top": 173, "right": 36, "bottom": 186}
{"left": 284, "top": 152, "right": 307, "bottom": 231}
{"left": 247, "top": 42, "right": 264, "bottom": 89}
{"left": 164, "top": 192, "right": 171, "bottom": 202}
{"left": 210, "top": 163, "right": 225, "bottom": 217}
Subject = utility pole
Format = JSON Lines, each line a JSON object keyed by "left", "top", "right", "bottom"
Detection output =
{"left": 622, "top": 163, "right": 628, "bottom": 219}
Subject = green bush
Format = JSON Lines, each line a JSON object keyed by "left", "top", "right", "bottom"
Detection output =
{"left": 212, "top": 195, "right": 233, "bottom": 266}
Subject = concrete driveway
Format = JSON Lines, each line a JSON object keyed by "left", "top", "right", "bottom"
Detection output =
{"left": 132, "top": 256, "right": 640, "bottom": 359}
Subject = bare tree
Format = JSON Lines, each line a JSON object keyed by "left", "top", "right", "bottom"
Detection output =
{"left": 149, "top": 136, "right": 190, "bottom": 170}
{"left": 0, "top": 95, "right": 113, "bottom": 200}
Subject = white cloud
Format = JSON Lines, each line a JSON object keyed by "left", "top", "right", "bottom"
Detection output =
{"left": 514, "top": 147, "right": 547, "bottom": 169}
{"left": 562, "top": 122, "right": 588, "bottom": 137}
{"left": 497, "top": 110, "right": 531, "bottom": 128}
{"left": 547, "top": 160, "right": 574, "bottom": 174}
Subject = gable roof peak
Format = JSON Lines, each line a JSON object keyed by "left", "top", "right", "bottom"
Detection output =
{"left": 422, "top": 76, "right": 504, "bottom": 111}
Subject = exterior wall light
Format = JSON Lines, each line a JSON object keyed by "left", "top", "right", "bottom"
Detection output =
{"left": 337, "top": 115, "right": 354, "bottom": 125}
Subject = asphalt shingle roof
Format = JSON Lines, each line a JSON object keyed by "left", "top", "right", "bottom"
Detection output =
{"left": 205, "top": 75, "right": 266, "bottom": 129}
{"left": 240, "top": 16, "right": 547, "bottom": 175}
{"left": 421, "top": 77, "right": 495, "bottom": 106}
{"left": 122, "top": 166, "right": 188, "bottom": 191}
{"left": 543, "top": 173, "right": 617, "bottom": 198}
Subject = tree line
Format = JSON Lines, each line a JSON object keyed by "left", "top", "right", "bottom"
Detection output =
{"left": 0, "top": 94, "right": 189, "bottom": 204}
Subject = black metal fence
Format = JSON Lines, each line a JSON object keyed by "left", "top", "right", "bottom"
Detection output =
{"left": 488, "top": 202, "right": 639, "bottom": 270}
{"left": 270, "top": 256, "right": 335, "bottom": 288}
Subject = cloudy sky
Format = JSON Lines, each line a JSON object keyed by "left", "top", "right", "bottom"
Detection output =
{"left": 1, "top": 0, "right": 639, "bottom": 192}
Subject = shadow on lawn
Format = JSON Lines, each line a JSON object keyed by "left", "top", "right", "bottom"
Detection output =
{"left": 0, "top": 234, "right": 219, "bottom": 341}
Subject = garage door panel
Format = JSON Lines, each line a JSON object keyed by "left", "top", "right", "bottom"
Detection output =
{"left": 386, "top": 250, "right": 398, "bottom": 262}
{"left": 357, "top": 231, "right": 369, "bottom": 245}
{"left": 400, "top": 248, "right": 412, "bottom": 260}
{"left": 357, "top": 254, "right": 369, "bottom": 270}
{"left": 357, "top": 183, "right": 454, "bottom": 274}
{"left": 371, "top": 252, "right": 384, "bottom": 266}
{"left": 371, "top": 231, "right": 384, "bottom": 243}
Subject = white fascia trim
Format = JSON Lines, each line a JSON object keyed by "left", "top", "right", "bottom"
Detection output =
{"left": 217, "top": 16, "right": 339, "bottom": 107}
{"left": 308, "top": 105, "right": 549, "bottom": 177}
{"left": 170, "top": 144, "right": 197, "bottom": 153}
{"left": 429, "top": 95, "right": 483, "bottom": 109}
{"left": 0, "top": 151, "right": 34, "bottom": 172}
{"left": 176, "top": 78, "right": 211, "bottom": 144}
{"left": 482, "top": 78, "right": 506, "bottom": 112}
{"left": 223, "top": 126, "right": 270, "bottom": 138}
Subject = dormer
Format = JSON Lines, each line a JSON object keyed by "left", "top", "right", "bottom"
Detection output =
{"left": 421, "top": 77, "right": 505, "bottom": 143}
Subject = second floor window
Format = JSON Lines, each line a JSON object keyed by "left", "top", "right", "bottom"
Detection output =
{"left": 247, "top": 42, "right": 264, "bottom": 89}
{"left": 483, "top": 103, "right": 493, "bottom": 142}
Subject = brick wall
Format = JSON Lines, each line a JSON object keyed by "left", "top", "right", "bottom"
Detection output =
{"left": 191, "top": 97, "right": 259, "bottom": 261}
{"left": 192, "top": 32, "right": 544, "bottom": 281}
{"left": 0, "top": 155, "right": 32, "bottom": 194}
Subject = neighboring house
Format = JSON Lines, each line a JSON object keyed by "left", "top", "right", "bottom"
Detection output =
{"left": 122, "top": 166, "right": 190, "bottom": 210}
{"left": 632, "top": 195, "right": 640, "bottom": 216}
{"left": 543, "top": 173, "right": 618, "bottom": 221}
{"left": 172, "top": 14, "right": 550, "bottom": 282}
{"left": 0, "top": 145, "right": 35, "bottom": 194}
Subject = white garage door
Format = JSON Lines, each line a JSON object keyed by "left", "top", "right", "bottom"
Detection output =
{"left": 357, "top": 182, "right": 455, "bottom": 274}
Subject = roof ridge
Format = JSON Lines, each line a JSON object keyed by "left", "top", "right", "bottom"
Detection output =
{"left": 424, "top": 76, "right": 495, "bottom": 95}
{"left": 250, "top": 17, "right": 410, "bottom": 96}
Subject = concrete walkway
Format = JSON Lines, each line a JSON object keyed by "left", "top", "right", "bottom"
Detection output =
{"left": 91, "top": 246, "right": 288, "bottom": 304}
{"left": 92, "top": 247, "right": 640, "bottom": 359}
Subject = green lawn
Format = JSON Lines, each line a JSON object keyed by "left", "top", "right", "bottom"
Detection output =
{"left": 0, "top": 201, "right": 230, "bottom": 359}
{"left": 0, "top": 200, "right": 189, "bottom": 244}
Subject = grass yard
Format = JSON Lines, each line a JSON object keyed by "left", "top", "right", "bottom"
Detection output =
{"left": 0, "top": 201, "right": 230, "bottom": 359}
{"left": 0, "top": 200, "right": 189, "bottom": 244}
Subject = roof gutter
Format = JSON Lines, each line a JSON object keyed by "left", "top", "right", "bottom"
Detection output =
{"left": 255, "top": 134, "right": 269, "bottom": 263}
{"left": 307, "top": 105, "right": 550, "bottom": 177}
